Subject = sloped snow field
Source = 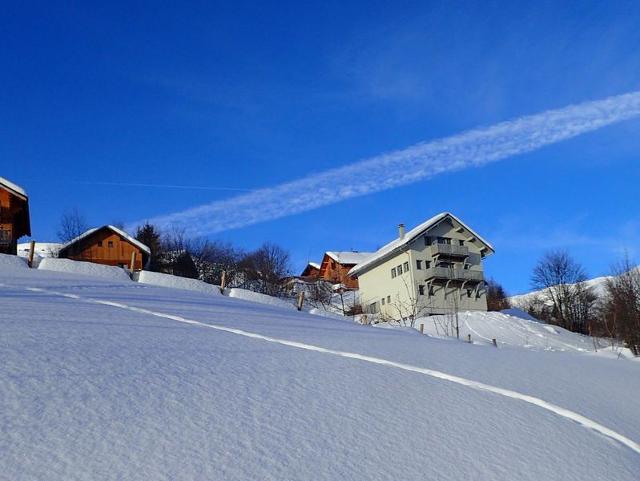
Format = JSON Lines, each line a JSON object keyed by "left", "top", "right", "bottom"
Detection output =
{"left": 413, "top": 310, "right": 611, "bottom": 355}
{"left": 1, "top": 256, "right": 639, "bottom": 480}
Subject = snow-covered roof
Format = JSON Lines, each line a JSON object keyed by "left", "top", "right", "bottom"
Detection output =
{"left": 306, "top": 262, "right": 320, "bottom": 270}
{"left": 349, "top": 212, "right": 494, "bottom": 277}
{"left": 0, "top": 176, "right": 28, "bottom": 198}
{"left": 325, "top": 251, "right": 373, "bottom": 265}
{"left": 60, "top": 225, "right": 151, "bottom": 255}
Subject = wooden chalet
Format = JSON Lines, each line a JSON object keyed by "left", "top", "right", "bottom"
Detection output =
{"left": 318, "top": 251, "right": 372, "bottom": 289}
{"left": 58, "top": 225, "right": 150, "bottom": 270}
{"left": 0, "top": 177, "right": 31, "bottom": 255}
{"left": 300, "top": 261, "right": 321, "bottom": 280}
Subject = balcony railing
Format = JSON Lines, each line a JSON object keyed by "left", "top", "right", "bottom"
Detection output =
{"left": 424, "top": 267, "right": 483, "bottom": 282}
{"left": 430, "top": 243, "right": 469, "bottom": 257}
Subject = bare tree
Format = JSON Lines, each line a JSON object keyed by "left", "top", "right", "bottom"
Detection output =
{"left": 57, "top": 208, "right": 88, "bottom": 242}
{"left": 305, "top": 280, "right": 334, "bottom": 310}
{"left": 189, "top": 238, "right": 244, "bottom": 286}
{"left": 531, "top": 250, "right": 596, "bottom": 333}
{"left": 384, "top": 277, "right": 431, "bottom": 328}
{"left": 239, "top": 243, "right": 291, "bottom": 296}
{"left": 601, "top": 255, "right": 640, "bottom": 355}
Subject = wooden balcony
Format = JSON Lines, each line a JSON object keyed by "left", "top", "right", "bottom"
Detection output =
{"left": 430, "top": 243, "right": 469, "bottom": 258}
{"left": 424, "top": 267, "right": 483, "bottom": 283}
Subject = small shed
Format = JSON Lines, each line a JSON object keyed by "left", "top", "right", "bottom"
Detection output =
{"left": 0, "top": 177, "right": 31, "bottom": 255}
{"left": 58, "top": 225, "right": 150, "bottom": 270}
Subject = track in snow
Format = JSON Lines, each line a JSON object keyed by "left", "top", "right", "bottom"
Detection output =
{"left": 17, "top": 284, "right": 640, "bottom": 458}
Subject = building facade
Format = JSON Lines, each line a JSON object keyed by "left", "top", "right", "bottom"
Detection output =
{"left": 319, "top": 251, "right": 372, "bottom": 289}
{"left": 349, "top": 213, "right": 494, "bottom": 319}
{"left": 0, "top": 177, "right": 31, "bottom": 255}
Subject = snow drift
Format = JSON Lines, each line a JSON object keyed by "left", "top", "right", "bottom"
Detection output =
{"left": 136, "top": 270, "right": 222, "bottom": 295}
{"left": 37, "top": 258, "right": 132, "bottom": 281}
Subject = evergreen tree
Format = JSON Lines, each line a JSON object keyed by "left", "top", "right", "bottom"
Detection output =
{"left": 135, "top": 223, "right": 163, "bottom": 271}
{"left": 486, "top": 278, "right": 510, "bottom": 311}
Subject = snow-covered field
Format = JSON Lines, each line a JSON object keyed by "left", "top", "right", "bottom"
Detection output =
{"left": 1, "top": 255, "right": 639, "bottom": 480}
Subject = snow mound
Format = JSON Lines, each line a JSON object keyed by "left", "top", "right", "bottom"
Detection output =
{"left": 38, "top": 258, "right": 131, "bottom": 281}
{"left": 227, "top": 288, "right": 296, "bottom": 309}
{"left": 136, "top": 270, "right": 221, "bottom": 295}
{"left": 307, "top": 307, "right": 349, "bottom": 321}
{"left": 0, "top": 254, "right": 29, "bottom": 271}
{"left": 500, "top": 308, "right": 541, "bottom": 322}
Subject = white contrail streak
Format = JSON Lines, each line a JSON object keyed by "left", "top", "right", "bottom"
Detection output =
{"left": 136, "top": 90, "right": 640, "bottom": 236}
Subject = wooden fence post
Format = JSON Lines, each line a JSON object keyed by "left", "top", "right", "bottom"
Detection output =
{"left": 27, "top": 240, "right": 36, "bottom": 268}
{"left": 419, "top": 323, "right": 424, "bottom": 335}
{"left": 467, "top": 334, "right": 472, "bottom": 343}
{"left": 492, "top": 338, "right": 498, "bottom": 347}
{"left": 130, "top": 251, "right": 136, "bottom": 272}
{"left": 220, "top": 270, "right": 227, "bottom": 294}
{"left": 296, "top": 291, "right": 305, "bottom": 311}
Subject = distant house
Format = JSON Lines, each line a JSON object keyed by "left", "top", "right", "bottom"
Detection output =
{"left": 58, "top": 225, "right": 150, "bottom": 270}
{"left": 349, "top": 212, "right": 494, "bottom": 318}
{"left": 0, "top": 177, "right": 31, "bottom": 255}
{"left": 319, "top": 251, "right": 373, "bottom": 289}
{"left": 300, "top": 262, "right": 321, "bottom": 279}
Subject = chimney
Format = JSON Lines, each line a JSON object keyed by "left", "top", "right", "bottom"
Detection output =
{"left": 398, "top": 223, "right": 406, "bottom": 240}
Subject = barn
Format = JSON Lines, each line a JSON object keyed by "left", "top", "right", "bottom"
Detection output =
{"left": 0, "top": 177, "right": 31, "bottom": 255}
{"left": 58, "top": 225, "right": 150, "bottom": 270}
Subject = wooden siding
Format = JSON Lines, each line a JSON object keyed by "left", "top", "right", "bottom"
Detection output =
{"left": 318, "top": 254, "right": 359, "bottom": 289}
{"left": 300, "top": 264, "right": 320, "bottom": 278}
{"left": 0, "top": 187, "right": 30, "bottom": 255}
{"left": 61, "top": 229, "right": 146, "bottom": 270}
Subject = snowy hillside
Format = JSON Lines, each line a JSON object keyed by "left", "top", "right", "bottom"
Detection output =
{"left": 509, "top": 274, "right": 611, "bottom": 308}
{"left": 1, "top": 255, "right": 639, "bottom": 480}
{"left": 399, "top": 310, "right": 627, "bottom": 357}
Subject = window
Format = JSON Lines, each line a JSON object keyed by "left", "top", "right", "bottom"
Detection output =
{"left": 331, "top": 261, "right": 336, "bottom": 269}
{"left": 403, "top": 261, "right": 409, "bottom": 272}
{"left": 397, "top": 264, "right": 403, "bottom": 275}
{"left": 391, "top": 267, "right": 397, "bottom": 278}
{"left": 466, "top": 289, "right": 472, "bottom": 298}
{"left": 107, "top": 241, "right": 114, "bottom": 248}
{"left": 416, "top": 260, "right": 422, "bottom": 270}
{"left": 425, "top": 261, "right": 431, "bottom": 269}
{"left": 429, "top": 285, "right": 435, "bottom": 296}
{"left": 381, "top": 298, "right": 385, "bottom": 306}
{"left": 97, "top": 241, "right": 103, "bottom": 247}
{"left": 424, "top": 236, "right": 432, "bottom": 246}
{"left": 459, "top": 240, "right": 464, "bottom": 246}
{"left": 418, "top": 285, "right": 425, "bottom": 296}
{"left": 387, "top": 295, "right": 391, "bottom": 303}
{"left": 437, "top": 237, "right": 451, "bottom": 244}
{"left": 368, "top": 302, "right": 379, "bottom": 314}
{"left": 463, "top": 264, "right": 470, "bottom": 270}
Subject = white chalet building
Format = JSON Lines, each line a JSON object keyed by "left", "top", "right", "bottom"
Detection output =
{"left": 349, "top": 212, "right": 494, "bottom": 319}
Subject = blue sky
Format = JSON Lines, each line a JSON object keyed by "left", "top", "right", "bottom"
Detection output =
{"left": 2, "top": 1, "right": 639, "bottom": 294}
